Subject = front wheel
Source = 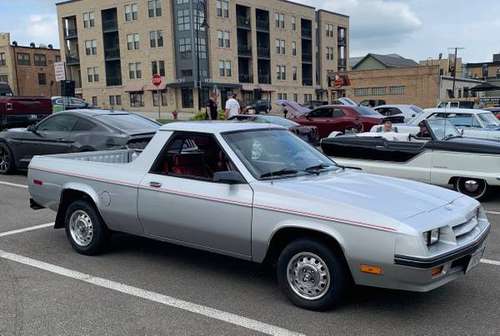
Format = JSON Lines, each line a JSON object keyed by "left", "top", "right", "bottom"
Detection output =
{"left": 0, "top": 142, "right": 15, "bottom": 174}
{"left": 277, "top": 239, "right": 350, "bottom": 311}
{"left": 65, "top": 200, "right": 110, "bottom": 255}
{"left": 454, "top": 177, "right": 489, "bottom": 200}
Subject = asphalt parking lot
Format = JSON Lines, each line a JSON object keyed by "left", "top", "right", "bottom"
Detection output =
{"left": 0, "top": 174, "right": 500, "bottom": 336}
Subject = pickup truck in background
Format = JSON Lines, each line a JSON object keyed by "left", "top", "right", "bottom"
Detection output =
{"left": 28, "top": 122, "right": 490, "bottom": 310}
{"left": 0, "top": 96, "right": 52, "bottom": 129}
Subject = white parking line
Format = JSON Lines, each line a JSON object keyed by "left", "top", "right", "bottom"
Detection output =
{"left": 486, "top": 210, "right": 500, "bottom": 216}
{"left": 0, "top": 250, "right": 304, "bottom": 336}
{"left": 481, "top": 258, "right": 500, "bottom": 266}
{"left": 0, "top": 223, "right": 54, "bottom": 238}
{"left": 0, "top": 180, "right": 28, "bottom": 189}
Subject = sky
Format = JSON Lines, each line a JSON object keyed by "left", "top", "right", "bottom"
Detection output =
{"left": 0, "top": 0, "right": 499, "bottom": 63}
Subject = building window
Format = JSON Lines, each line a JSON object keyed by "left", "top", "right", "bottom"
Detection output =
{"left": 278, "top": 93, "right": 288, "bottom": 100}
{"left": 293, "top": 93, "right": 298, "bottom": 102}
{"left": 276, "top": 65, "right": 286, "bottom": 80}
{"left": 304, "top": 94, "right": 312, "bottom": 103}
{"left": 0, "top": 74, "right": 8, "bottom": 82}
{"left": 125, "top": 4, "right": 138, "bottom": 21}
{"left": 83, "top": 12, "right": 95, "bottom": 28}
{"left": 55, "top": 55, "right": 61, "bottom": 62}
{"left": 216, "top": 0, "right": 229, "bottom": 18}
{"left": 128, "top": 62, "right": 142, "bottom": 79}
{"left": 153, "top": 90, "right": 168, "bottom": 106}
{"left": 109, "top": 95, "right": 122, "bottom": 106}
{"left": 179, "top": 38, "right": 192, "bottom": 58}
{"left": 148, "top": 0, "right": 162, "bottom": 17}
{"left": 152, "top": 60, "right": 165, "bottom": 76}
{"left": 219, "top": 61, "right": 225, "bottom": 77}
{"left": 353, "top": 88, "right": 370, "bottom": 96}
{"left": 38, "top": 73, "right": 47, "bottom": 85}
{"left": 326, "top": 24, "right": 335, "bottom": 37}
{"left": 371, "top": 87, "right": 386, "bottom": 96}
{"left": 292, "top": 66, "right": 297, "bottom": 81}
{"left": 0, "top": 53, "right": 6, "bottom": 66}
{"left": 17, "top": 53, "right": 30, "bottom": 66}
{"left": 217, "top": 31, "right": 230, "bottom": 48}
{"left": 275, "top": 39, "right": 285, "bottom": 55}
{"left": 181, "top": 87, "right": 193, "bottom": 108}
{"left": 85, "top": 40, "right": 97, "bottom": 55}
{"left": 275, "top": 13, "right": 284, "bottom": 29}
{"left": 92, "top": 96, "right": 98, "bottom": 106}
{"left": 130, "top": 92, "right": 144, "bottom": 107}
{"left": 178, "top": 9, "right": 191, "bottom": 31}
{"left": 218, "top": 60, "right": 232, "bottom": 77}
{"left": 389, "top": 86, "right": 405, "bottom": 95}
{"left": 291, "top": 16, "right": 296, "bottom": 31}
{"left": 326, "top": 47, "right": 334, "bottom": 61}
{"left": 127, "top": 34, "right": 140, "bottom": 50}
{"left": 150, "top": 30, "right": 164, "bottom": 48}
{"left": 292, "top": 41, "right": 297, "bottom": 56}
{"left": 34, "top": 54, "right": 47, "bottom": 66}
{"left": 87, "top": 67, "right": 99, "bottom": 82}
{"left": 197, "top": 38, "right": 207, "bottom": 59}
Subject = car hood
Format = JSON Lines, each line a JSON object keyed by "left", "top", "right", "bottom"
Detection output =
{"left": 259, "top": 170, "right": 462, "bottom": 223}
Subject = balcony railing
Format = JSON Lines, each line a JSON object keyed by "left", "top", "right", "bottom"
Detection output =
{"left": 338, "top": 37, "right": 346, "bottom": 46}
{"left": 105, "top": 48, "right": 120, "bottom": 60}
{"left": 238, "top": 45, "right": 252, "bottom": 57}
{"left": 258, "top": 74, "right": 271, "bottom": 84}
{"left": 256, "top": 18, "right": 269, "bottom": 31}
{"left": 239, "top": 73, "right": 253, "bottom": 83}
{"left": 64, "top": 29, "right": 78, "bottom": 39}
{"left": 106, "top": 76, "right": 122, "bottom": 87}
{"left": 257, "top": 47, "right": 270, "bottom": 58}
{"left": 66, "top": 55, "right": 80, "bottom": 65}
{"left": 301, "top": 28, "right": 312, "bottom": 39}
{"left": 302, "top": 53, "right": 313, "bottom": 63}
{"left": 302, "top": 78, "right": 313, "bottom": 86}
{"left": 338, "top": 59, "right": 347, "bottom": 67}
{"left": 237, "top": 16, "right": 251, "bottom": 29}
{"left": 102, "top": 20, "right": 118, "bottom": 32}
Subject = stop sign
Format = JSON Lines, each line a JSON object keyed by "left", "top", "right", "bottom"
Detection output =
{"left": 152, "top": 74, "right": 162, "bottom": 87}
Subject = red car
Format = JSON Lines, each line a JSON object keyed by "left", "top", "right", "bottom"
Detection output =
{"left": 485, "top": 107, "right": 500, "bottom": 120}
{"left": 292, "top": 105, "right": 402, "bottom": 139}
{"left": 0, "top": 96, "right": 52, "bottom": 129}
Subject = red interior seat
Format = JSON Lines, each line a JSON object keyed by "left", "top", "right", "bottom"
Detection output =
{"left": 171, "top": 154, "right": 208, "bottom": 177}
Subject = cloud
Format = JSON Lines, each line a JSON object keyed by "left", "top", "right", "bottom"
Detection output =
{"left": 304, "top": 0, "right": 422, "bottom": 55}
{"left": 23, "top": 14, "right": 59, "bottom": 45}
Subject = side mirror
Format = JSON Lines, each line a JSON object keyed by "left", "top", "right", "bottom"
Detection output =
{"left": 27, "top": 124, "right": 37, "bottom": 132}
{"left": 213, "top": 171, "right": 246, "bottom": 184}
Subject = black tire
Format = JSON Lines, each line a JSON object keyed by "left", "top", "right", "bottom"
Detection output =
{"left": 64, "top": 200, "right": 110, "bottom": 255}
{"left": 454, "top": 177, "right": 489, "bottom": 201}
{"left": 277, "top": 239, "right": 350, "bottom": 311}
{"left": 0, "top": 142, "right": 15, "bottom": 175}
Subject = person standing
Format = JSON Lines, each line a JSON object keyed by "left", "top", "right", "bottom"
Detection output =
{"left": 206, "top": 92, "right": 219, "bottom": 120}
{"left": 225, "top": 93, "right": 241, "bottom": 119}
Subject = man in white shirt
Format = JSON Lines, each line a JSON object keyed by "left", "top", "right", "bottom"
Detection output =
{"left": 225, "top": 93, "right": 241, "bottom": 119}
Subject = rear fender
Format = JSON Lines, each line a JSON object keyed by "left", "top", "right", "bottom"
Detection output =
{"left": 54, "top": 183, "right": 101, "bottom": 229}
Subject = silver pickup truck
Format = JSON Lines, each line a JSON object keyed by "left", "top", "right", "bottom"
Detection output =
{"left": 28, "top": 122, "right": 490, "bottom": 311}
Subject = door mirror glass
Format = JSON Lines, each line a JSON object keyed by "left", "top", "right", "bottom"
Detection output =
{"left": 213, "top": 171, "right": 246, "bottom": 184}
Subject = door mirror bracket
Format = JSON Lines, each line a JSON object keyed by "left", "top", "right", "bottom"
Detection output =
{"left": 213, "top": 171, "right": 246, "bottom": 184}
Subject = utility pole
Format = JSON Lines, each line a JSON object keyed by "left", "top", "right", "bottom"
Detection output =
{"left": 448, "top": 47, "right": 464, "bottom": 98}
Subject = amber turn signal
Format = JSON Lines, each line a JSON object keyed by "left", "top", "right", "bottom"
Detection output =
{"left": 360, "top": 264, "right": 383, "bottom": 275}
{"left": 431, "top": 266, "right": 443, "bottom": 277}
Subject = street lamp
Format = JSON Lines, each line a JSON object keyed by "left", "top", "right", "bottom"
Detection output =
{"left": 195, "top": 0, "right": 209, "bottom": 113}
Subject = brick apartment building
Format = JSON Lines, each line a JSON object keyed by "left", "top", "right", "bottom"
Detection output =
{"left": 56, "top": 0, "right": 349, "bottom": 119}
{"left": 0, "top": 33, "right": 61, "bottom": 97}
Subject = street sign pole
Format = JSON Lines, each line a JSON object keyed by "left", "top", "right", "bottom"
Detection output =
{"left": 157, "top": 88, "right": 161, "bottom": 120}
{"left": 152, "top": 74, "right": 163, "bottom": 120}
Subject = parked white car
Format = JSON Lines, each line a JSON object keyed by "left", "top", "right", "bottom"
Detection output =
{"left": 374, "top": 105, "right": 424, "bottom": 123}
{"left": 371, "top": 108, "right": 500, "bottom": 141}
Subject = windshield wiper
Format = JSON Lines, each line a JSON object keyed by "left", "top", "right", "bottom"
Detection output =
{"left": 304, "top": 163, "right": 333, "bottom": 175}
{"left": 260, "top": 168, "right": 299, "bottom": 179}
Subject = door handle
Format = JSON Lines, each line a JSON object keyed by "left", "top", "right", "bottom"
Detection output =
{"left": 149, "top": 181, "right": 162, "bottom": 188}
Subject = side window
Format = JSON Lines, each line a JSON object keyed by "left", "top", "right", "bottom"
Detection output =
{"left": 375, "top": 108, "right": 387, "bottom": 116}
{"left": 310, "top": 107, "right": 332, "bottom": 118}
{"left": 150, "top": 132, "right": 237, "bottom": 181}
{"left": 332, "top": 108, "right": 345, "bottom": 118}
{"left": 389, "top": 108, "right": 402, "bottom": 116}
{"left": 448, "top": 114, "right": 474, "bottom": 127}
{"left": 37, "top": 115, "right": 78, "bottom": 132}
{"left": 72, "top": 118, "right": 99, "bottom": 132}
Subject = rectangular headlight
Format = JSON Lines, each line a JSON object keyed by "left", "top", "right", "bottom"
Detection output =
{"left": 424, "top": 229, "right": 441, "bottom": 246}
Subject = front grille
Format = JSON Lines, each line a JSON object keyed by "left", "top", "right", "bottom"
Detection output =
{"left": 452, "top": 209, "right": 480, "bottom": 243}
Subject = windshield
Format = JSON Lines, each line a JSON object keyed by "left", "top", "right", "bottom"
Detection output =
{"left": 355, "top": 106, "right": 381, "bottom": 116}
{"left": 95, "top": 114, "right": 160, "bottom": 132}
{"left": 223, "top": 129, "right": 337, "bottom": 180}
{"left": 477, "top": 113, "right": 500, "bottom": 128}
{"left": 259, "top": 116, "right": 299, "bottom": 127}
{"left": 427, "top": 119, "right": 460, "bottom": 140}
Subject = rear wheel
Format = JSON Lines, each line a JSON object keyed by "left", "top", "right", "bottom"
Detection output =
{"left": 454, "top": 177, "right": 489, "bottom": 200}
{"left": 277, "top": 239, "right": 350, "bottom": 311}
{"left": 0, "top": 142, "right": 15, "bottom": 174}
{"left": 65, "top": 200, "right": 110, "bottom": 255}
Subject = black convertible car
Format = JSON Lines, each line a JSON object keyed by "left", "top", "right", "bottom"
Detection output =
{"left": 0, "top": 109, "right": 160, "bottom": 174}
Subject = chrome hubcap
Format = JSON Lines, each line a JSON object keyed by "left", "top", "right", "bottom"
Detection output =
{"left": 287, "top": 252, "right": 330, "bottom": 300}
{"left": 464, "top": 180, "right": 479, "bottom": 193}
{"left": 0, "top": 147, "right": 9, "bottom": 172}
{"left": 69, "top": 210, "right": 94, "bottom": 247}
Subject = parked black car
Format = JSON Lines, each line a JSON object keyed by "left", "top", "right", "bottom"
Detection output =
{"left": 245, "top": 99, "right": 272, "bottom": 114}
{"left": 0, "top": 109, "right": 160, "bottom": 174}
{"left": 229, "top": 114, "right": 319, "bottom": 145}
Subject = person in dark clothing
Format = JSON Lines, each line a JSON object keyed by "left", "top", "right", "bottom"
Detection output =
{"left": 206, "top": 92, "right": 219, "bottom": 120}
{"left": 416, "top": 121, "right": 431, "bottom": 138}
